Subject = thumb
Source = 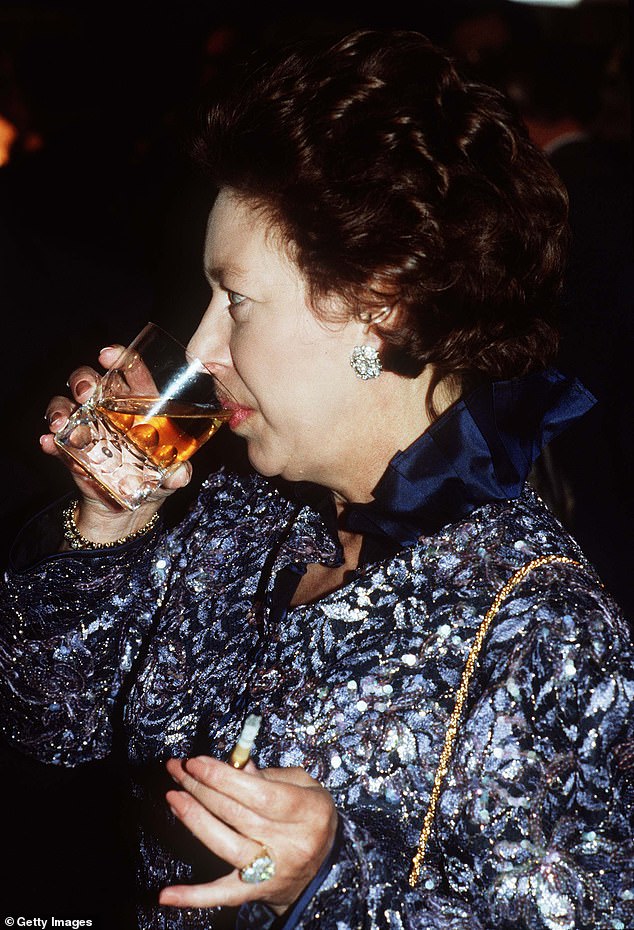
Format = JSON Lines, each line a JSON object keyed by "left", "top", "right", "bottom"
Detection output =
{"left": 162, "top": 460, "right": 192, "bottom": 491}
{"left": 258, "top": 766, "right": 316, "bottom": 787}
{"left": 242, "top": 759, "right": 263, "bottom": 776}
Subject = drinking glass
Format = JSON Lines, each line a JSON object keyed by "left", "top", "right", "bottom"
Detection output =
{"left": 54, "top": 322, "right": 233, "bottom": 510}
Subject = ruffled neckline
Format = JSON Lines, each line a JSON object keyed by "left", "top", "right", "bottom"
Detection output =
{"left": 336, "top": 367, "right": 595, "bottom": 545}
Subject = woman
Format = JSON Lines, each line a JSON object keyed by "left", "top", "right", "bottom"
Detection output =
{"left": 1, "top": 28, "right": 632, "bottom": 930}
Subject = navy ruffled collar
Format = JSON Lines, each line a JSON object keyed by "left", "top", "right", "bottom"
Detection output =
{"left": 338, "top": 367, "right": 595, "bottom": 546}
{"left": 288, "top": 367, "right": 594, "bottom": 554}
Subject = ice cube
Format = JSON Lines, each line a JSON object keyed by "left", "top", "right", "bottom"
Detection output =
{"left": 128, "top": 424, "right": 159, "bottom": 453}
{"left": 154, "top": 444, "right": 178, "bottom": 468}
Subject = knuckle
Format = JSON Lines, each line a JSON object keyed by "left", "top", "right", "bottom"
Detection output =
{"left": 47, "top": 394, "right": 70, "bottom": 411}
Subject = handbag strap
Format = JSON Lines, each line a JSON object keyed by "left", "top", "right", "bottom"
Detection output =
{"left": 409, "top": 553, "right": 581, "bottom": 886}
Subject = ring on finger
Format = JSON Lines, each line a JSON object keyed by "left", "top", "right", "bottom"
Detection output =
{"left": 239, "top": 846, "right": 276, "bottom": 884}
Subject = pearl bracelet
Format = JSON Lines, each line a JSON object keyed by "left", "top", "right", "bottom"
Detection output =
{"left": 62, "top": 500, "right": 160, "bottom": 550}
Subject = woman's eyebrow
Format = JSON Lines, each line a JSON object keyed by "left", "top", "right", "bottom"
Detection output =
{"left": 205, "top": 263, "right": 249, "bottom": 284}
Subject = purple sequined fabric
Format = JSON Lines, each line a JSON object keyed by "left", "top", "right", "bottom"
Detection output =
{"left": 1, "top": 469, "right": 632, "bottom": 929}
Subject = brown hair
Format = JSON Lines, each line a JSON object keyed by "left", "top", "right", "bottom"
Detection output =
{"left": 195, "top": 29, "right": 568, "bottom": 409}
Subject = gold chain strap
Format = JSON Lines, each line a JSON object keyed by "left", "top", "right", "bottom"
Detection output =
{"left": 409, "top": 554, "right": 580, "bottom": 887}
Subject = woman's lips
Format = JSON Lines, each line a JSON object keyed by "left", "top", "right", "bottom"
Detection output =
{"left": 226, "top": 405, "right": 253, "bottom": 429}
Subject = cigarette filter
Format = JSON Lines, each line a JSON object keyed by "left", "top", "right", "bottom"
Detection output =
{"left": 229, "top": 713, "right": 262, "bottom": 769}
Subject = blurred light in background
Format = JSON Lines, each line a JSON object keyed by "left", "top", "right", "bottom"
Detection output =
{"left": 0, "top": 114, "right": 17, "bottom": 165}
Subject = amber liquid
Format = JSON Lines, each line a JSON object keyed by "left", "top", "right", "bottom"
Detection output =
{"left": 97, "top": 396, "right": 232, "bottom": 471}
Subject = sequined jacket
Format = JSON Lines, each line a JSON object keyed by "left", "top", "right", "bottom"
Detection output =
{"left": 1, "top": 371, "right": 633, "bottom": 930}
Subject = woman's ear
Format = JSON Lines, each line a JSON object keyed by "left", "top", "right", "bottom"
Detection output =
{"left": 359, "top": 305, "right": 398, "bottom": 345}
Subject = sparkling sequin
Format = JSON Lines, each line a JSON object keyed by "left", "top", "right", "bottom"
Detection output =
{"left": 0, "top": 472, "right": 632, "bottom": 930}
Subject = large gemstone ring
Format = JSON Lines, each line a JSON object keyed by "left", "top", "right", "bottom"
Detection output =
{"left": 239, "top": 847, "right": 276, "bottom": 884}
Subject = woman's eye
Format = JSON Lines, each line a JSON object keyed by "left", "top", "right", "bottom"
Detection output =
{"left": 227, "top": 290, "right": 246, "bottom": 307}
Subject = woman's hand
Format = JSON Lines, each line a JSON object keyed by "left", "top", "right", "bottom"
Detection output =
{"left": 159, "top": 756, "right": 338, "bottom": 915}
{"left": 40, "top": 346, "right": 192, "bottom": 544}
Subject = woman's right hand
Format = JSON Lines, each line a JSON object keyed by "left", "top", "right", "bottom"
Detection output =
{"left": 40, "top": 346, "right": 193, "bottom": 546}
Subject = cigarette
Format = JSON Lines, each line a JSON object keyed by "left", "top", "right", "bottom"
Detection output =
{"left": 229, "top": 713, "right": 262, "bottom": 769}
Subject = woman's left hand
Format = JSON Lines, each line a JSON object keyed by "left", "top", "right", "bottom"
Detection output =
{"left": 159, "top": 756, "right": 339, "bottom": 915}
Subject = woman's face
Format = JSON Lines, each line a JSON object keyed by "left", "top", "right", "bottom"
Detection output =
{"left": 188, "top": 188, "right": 383, "bottom": 491}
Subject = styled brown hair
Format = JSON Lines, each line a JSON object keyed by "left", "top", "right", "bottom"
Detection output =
{"left": 195, "top": 29, "right": 568, "bottom": 405}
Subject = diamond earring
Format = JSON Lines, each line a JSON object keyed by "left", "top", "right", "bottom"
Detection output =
{"left": 350, "top": 345, "right": 382, "bottom": 380}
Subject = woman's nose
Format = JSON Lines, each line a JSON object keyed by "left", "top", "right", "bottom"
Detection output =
{"left": 187, "top": 302, "right": 232, "bottom": 374}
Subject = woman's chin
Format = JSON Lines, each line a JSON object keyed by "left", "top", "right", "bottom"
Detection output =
{"left": 246, "top": 445, "right": 311, "bottom": 484}
{"left": 246, "top": 444, "right": 285, "bottom": 479}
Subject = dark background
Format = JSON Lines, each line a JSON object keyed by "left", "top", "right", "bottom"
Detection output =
{"left": 0, "top": 0, "right": 631, "bottom": 926}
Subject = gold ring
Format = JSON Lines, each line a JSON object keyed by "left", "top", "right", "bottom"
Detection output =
{"left": 239, "top": 846, "right": 276, "bottom": 884}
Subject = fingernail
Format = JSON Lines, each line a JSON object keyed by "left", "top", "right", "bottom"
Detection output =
{"left": 75, "top": 380, "right": 92, "bottom": 396}
{"left": 100, "top": 346, "right": 115, "bottom": 353}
